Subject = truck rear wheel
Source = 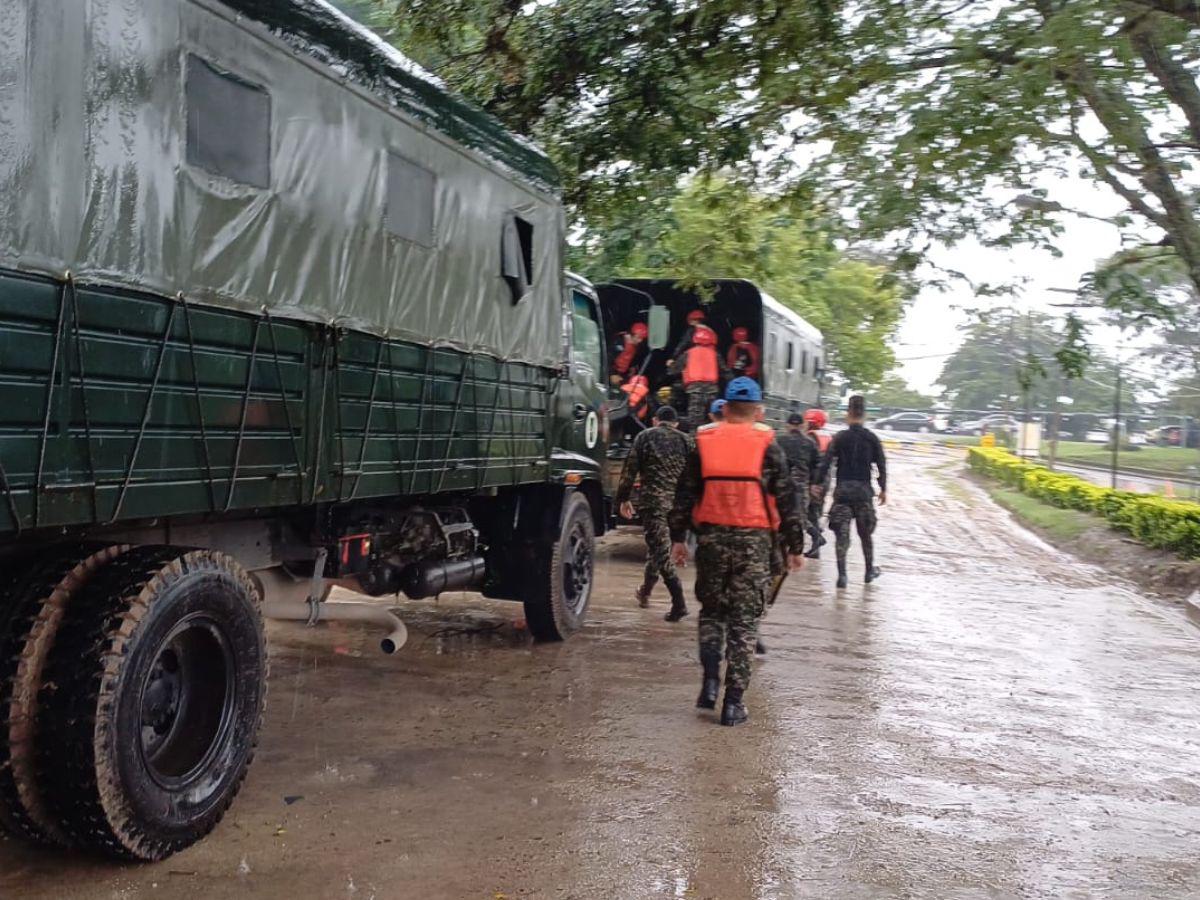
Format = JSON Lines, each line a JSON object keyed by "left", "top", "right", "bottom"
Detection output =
{"left": 0, "top": 544, "right": 126, "bottom": 845}
{"left": 524, "top": 492, "right": 594, "bottom": 641}
{"left": 35, "top": 548, "right": 266, "bottom": 860}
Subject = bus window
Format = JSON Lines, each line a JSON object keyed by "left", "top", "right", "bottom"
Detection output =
{"left": 801, "top": 349, "right": 808, "bottom": 374}
{"left": 786, "top": 342, "right": 794, "bottom": 371}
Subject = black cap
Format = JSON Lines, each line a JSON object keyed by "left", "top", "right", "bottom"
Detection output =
{"left": 787, "top": 412, "right": 804, "bottom": 425}
{"left": 655, "top": 405, "right": 678, "bottom": 422}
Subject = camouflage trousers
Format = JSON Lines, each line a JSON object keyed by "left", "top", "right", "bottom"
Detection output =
{"left": 684, "top": 383, "right": 719, "bottom": 432}
{"left": 640, "top": 509, "right": 677, "bottom": 588}
{"left": 807, "top": 488, "right": 826, "bottom": 547}
{"left": 828, "top": 481, "right": 877, "bottom": 567}
{"left": 694, "top": 527, "right": 773, "bottom": 691}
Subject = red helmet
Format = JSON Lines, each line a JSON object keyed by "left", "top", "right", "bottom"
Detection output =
{"left": 732, "top": 327, "right": 749, "bottom": 342}
{"left": 686, "top": 309, "right": 706, "bottom": 324}
{"left": 803, "top": 408, "right": 828, "bottom": 429}
{"left": 692, "top": 325, "right": 717, "bottom": 346}
{"left": 630, "top": 322, "right": 648, "bottom": 338}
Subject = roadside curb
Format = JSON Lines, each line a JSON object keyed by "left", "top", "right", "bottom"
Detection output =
{"left": 1187, "top": 592, "right": 1200, "bottom": 627}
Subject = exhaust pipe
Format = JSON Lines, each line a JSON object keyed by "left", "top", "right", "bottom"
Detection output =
{"left": 255, "top": 567, "right": 408, "bottom": 654}
{"left": 399, "top": 557, "right": 487, "bottom": 599}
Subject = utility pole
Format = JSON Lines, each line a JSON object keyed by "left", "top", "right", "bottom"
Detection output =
{"left": 1110, "top": 362, "right": 1122, "bottom": 490}
{"left": 1022, "top": 311, "right": 1033, "bottom": 456}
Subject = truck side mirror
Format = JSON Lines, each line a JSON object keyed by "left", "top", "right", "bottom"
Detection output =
{"left": 648, "top": 305, "right": 670, "bottom": 350}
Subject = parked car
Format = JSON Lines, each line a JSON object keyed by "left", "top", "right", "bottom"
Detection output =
{"left": 951, "top": 414, "right": 1020, "bottom": 436}
{"left": 874, "top": 411, "right": 939, "bottom": 433}
{"left": 1148, "top": 425, "right": 1185, "bottom": 446}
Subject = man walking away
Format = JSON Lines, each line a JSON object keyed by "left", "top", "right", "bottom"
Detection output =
{"left": 673, "top": 325, "right": 729, "bottom": 432}
{"left": 708, "top": 398, "right": 726, "bottom": 423}
{"left": 670, "top": 378, "right": 805, "bottom": 726}
{"left": 777, "top": 412, "right": 817, "bottom": 510}
{"left": 759, "top": 411, "right": 817, "bottom": 656}
{"left": 616, "top": 406, "right": 692, "bottom": 621}
{"left": 803, "top": 408, "right": 832, "bottom": 558}
{"left": 815, "top": 395, "right": 887, "bottom": 588}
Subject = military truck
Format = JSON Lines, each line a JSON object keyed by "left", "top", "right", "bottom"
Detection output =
{"left": 0, "top": 0, "right": 611, "bottom": 860}
{"left": 599, "top": 278, "right": 825, "bottom": 495}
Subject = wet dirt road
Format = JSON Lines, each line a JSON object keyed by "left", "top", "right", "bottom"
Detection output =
{"left": 2, "top": 452, "right": 1198, "bottom": 898}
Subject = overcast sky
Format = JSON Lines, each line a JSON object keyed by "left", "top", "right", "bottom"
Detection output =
{"left": 894, "top": 174, "right": 1150, "bottom": 395}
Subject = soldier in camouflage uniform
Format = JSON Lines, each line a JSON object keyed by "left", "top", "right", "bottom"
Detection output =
{"left": 777, "top": 412, "right": 817, "bottom": 507}
{"left": 616, "top": 406, "right": 692, "bottom": 621}
{"left": 815, "top": 395, "right": 887, "bottom": 588}
{"left": 670, "top": 378, "right": 805, "bottom": 726}
{"left": 670, "top": 325, "right": 730, "bottom": 433}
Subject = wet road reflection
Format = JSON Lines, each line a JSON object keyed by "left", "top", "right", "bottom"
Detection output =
{"left": 0, "top": 453, "right": 1197, "bottom": 898}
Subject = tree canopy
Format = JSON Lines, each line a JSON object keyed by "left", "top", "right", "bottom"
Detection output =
{"left": 868, "top": 373, "right": 938, "bottom": 410}
{"left": 591, "top": 178, "right": 907, "bottom": 385}
{"left": 368, "top": 0, "right": 1200, "bottom": 309}
{"left": 937, "top": 309, "right": 1143, "bottom": 412}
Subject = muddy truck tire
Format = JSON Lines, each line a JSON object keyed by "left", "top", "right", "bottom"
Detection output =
{"left": 524, "top": 492, "right": 595, "bottom": 641}
{"left": 34, "top": 547, "right": 266, "bottom": 861}
{"left": 0, "top": 544, "right": 128, "bottom": 845}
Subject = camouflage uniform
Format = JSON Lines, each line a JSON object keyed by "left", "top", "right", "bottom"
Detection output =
{"left": 776, "top": 429, "right": 816, "bottom": 503}
{"left": 616, "top": 423, "right": 692, "bottom": 591}
{"left": 669, "top": 427, "right": 805, "bottom": 692}
{"left": 684, "top": 383, "right": 719, "bottom": 432}
{"left": 806, "top": 433, "right": 832, "bottom": 549}
{"left": 827, "top": 481, "right": 877, "bottom": 560}
{"left": 816, "top": 423, "right": 887, "bottom": 580}
{"left": 670, "top": 348, "right": 730, "bottom": 433}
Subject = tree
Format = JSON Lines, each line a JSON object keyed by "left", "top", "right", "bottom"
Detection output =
{"left": 592, "top": 178, "right": 907, "bottom": 385}
{"left": 938, "top": 309, "right": 1135, "bottom": 413}
{"left": 868, "top": 373, "right": 937, "bottom": 410}
{"left": 373, "top": 0, "right": 1200, "bottom": 308}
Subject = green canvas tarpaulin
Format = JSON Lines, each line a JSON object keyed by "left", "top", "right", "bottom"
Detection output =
{"left": 0, "top": 0, "right": 566, "bottom": 368}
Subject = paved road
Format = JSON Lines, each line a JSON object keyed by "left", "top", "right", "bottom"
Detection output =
{"left": 2, "top": 453, "right": 1198, "bottom": 898}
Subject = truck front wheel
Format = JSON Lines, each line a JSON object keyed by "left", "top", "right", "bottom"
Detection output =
{"left": 36, "top": 547, "right": 266, "bottom": 860}
{"left": 524, "top": 492, "right": 594, "bottom": 641}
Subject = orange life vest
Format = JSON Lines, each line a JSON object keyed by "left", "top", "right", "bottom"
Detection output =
{"left": 682, "top": 327, "right": 719, "bottom": 385}
{"left": 613, "top": 333, "right": 639, "bottom": 376}
{"left": 622, "top": 374, "right": 651, "bottom": 419}
{"left": 693, "top": 422, "right": 779, "bottom": 529}
{"left": 814, "top": 432, "right": 831, "bottom": 453}
{"left": 726, "top": 341, "right": 760, "bottom": 379}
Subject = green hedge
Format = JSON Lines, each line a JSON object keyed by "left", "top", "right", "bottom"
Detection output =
{"left": 968, "top": 447, "right": 1200, "bottom": 559}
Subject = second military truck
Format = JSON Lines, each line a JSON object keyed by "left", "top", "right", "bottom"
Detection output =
{"left": 0, "top": 0, "right": 610, "bottom": 860}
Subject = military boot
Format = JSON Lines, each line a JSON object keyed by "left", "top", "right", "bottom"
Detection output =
{"left": 635, "top": 582, "right": 653, "bottom": 608}
{"left": 754, "top": 638, "right": 767, "bottom": 655}
{"left": 696, "top": 653, "right": 721, "bottom": 709}
{"left": 864, "top": 547, "right": 881, "bottom": 583}
{"left": 804, "top": 545, "right": 821, "bottom": 559}
{"left": 720, "top": 687, "right": 748, "bottom": 726}
{"left": 836, "top": 561, "right": 848, "bottom": 590}
{"left": 664, "top": 577, "right": 689, "bottom": 622}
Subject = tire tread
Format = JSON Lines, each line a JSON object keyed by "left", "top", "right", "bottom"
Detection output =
{"left": 37, "top": 547, "right": 265, "bottom": 861}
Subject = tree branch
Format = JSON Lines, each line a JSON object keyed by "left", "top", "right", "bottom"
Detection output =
{"left": 1127, "top": 13, "right": 1200, "bottom": 147}
{"left": 1127, "top": 0, "right": 1200, "bottom": 27}
{"left": 1069, "top": 129, "right": 1170, "bottom": 229}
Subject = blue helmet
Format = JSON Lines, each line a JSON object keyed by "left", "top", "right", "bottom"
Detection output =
{"left": 725, "top": 377, "right": 762, "bottom": 402}
{"left": 709, "top": 398, "right": 727, "bottom": 416}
